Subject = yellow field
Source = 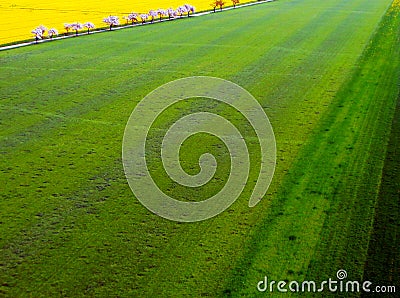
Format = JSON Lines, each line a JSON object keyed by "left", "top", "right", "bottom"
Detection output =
{"left": 0, "top": 0, "right": 252, "bottom": 45}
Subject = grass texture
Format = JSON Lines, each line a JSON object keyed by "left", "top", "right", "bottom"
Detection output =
{"left": 0, "top": 0, "right": 399, "bottom": 296}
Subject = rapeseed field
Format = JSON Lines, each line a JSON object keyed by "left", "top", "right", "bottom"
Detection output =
{"left": 0, "top": 0, "right": 251, "bottom": 44}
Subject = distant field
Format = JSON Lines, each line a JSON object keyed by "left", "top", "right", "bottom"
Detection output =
{"left": 1, "top": 0, "right": 399, "bottom": 296}
{"left": 0, "top": 0, "right": 253, "bottom": 45}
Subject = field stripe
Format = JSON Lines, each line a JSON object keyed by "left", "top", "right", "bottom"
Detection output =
{"left": 0, "top": 0, "right": 396, "bottom": 296}
{"left": 362, "top": 92, "right": 400, "bottom": 290}
{"left": 225, "top": 1, "right": 399, "bottom": 296}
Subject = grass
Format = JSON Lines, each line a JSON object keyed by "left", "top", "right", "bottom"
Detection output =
{"left": 362, "top": 4, "right": 400, "bottom": 285}
{"left": 362, "top": 88, "right": 400, "bottom": 293}
{"left": 227, "top": 2, "right": 400, "bottom": 296}
{"left": 0, "top": 0, "right": 399, "bottom": 296}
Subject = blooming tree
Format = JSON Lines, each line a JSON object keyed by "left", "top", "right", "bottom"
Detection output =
{"left": 210, "top": 2, "right": 217, "bottom": 12}
{"left": 48, "top": 28, "right": 58, "bottom": 39}
{"left": 140, "top": 14, "right": 149, "bottom": 24}
{"left": 157, "top": 9, "right": 166, "bottom": 21}
{"left": 231, "top": 0, "right": 239, "bottom": 8}
{"left": 149, "top": 10, "right": 158, "bottom": 23}
{"left": 184, "top": 4, "right": 195, "bottom": 16}
{"left": 216, "top": 0, "right": 225, "bottom": 11}
{"left": 103, "top": 16, "right": 119, "bottom": 30}
{"left": 70, "top": 22, "right": 83, "bottom": 36}
{"left": 31, "top": 26, "right": 46, "bottom": 43}
{"left": 37, "top": 25, "right": 47, "bottom": 34}
{"left": 166, "top": 8, "right": 176, "bottom": 19}
{"left": 125, "top": 13, "right": 138, "bottom": 25}
{"left": 83, "top": 22, "right": 95, "bottom": 34}
{"left": 31, "top": 28, "right": 42, "bottom": 43}
{"left": 28, "top": 4, "right": 198, "bottom": 44}
{"left": 176, "top": 6, "right": 187, "bottom": 18}
{"left": 64, "top": 23, "right": 72, "bottom": 35}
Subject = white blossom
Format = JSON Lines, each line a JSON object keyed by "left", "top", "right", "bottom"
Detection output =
{"left": 127, "top": 13, "right": 138, "bottom": 23}
{"left": 70, "top": 22, "right": 83, "bottom": 35}
{"left": 31, "top": 28, "right": 43, "bottom": 40}
{"left": 140, "top": 14, "right": 149, "bottom": 23}
{"left": 64, "top": 23, "right": 72, "bottom": 33}
{"left": 184, "top": 4, "right": 195, "bottom": 13}
{"left": 37, "top": 25, "right": 47, "bottom": 33}
{"left": 31, "top": 25, "right": 46, "bottom": 42}
{"left": 148, "top": 10, "right": 158, "bottom": 22}
{"left": 157, "top": 8, "right": 166, "bottom": 20}
{"left": 83, "top": 22, "right": 95, "bottom": 34}
{"left": 157, "top": 8, "right": 166, "bottom": 13}
{"left": 103, "top": 16, "right": 120, "bottom": 30}
{"left": 176, "top": 6, "right": 187, "bottom": 17}
{"left": 48, "top": 28, "right": 58, "bottom": 38}
{"left": 166, "top": 8, "right": 176, "bottom": 19}
{"left": 83, "top": 22, "right": 95, "bottom": 29}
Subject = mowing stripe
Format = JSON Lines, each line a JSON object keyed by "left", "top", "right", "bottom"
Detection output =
{"left": 225, "top": 1, "right": 399, "bottom": 296}
{"left": 0, "top": 0, "right": 396, "bottom": 296}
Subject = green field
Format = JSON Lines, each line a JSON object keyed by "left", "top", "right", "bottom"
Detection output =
{"left": 1, "top": 0, "right": 399, "bottom": 296}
